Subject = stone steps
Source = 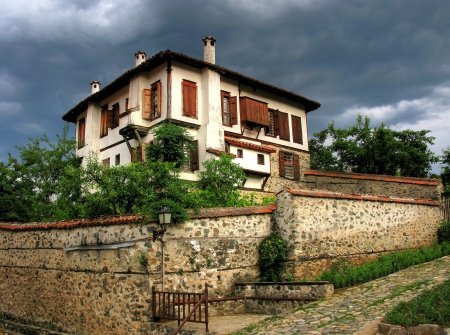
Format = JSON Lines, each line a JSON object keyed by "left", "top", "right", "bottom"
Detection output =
{"left": 0, "top": 319, "right": 70, "bottom": 335}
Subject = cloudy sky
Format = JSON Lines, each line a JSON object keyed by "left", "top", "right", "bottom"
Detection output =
{"left": 1, "top": 0, "right": 449, "bottom": 173}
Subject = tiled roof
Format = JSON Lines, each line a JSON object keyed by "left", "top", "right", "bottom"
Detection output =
{"left": 0, "top": 204, "right": 277, "bottom": 231}
{"left": 225, "top": 136, "right": 276, "bottom": 153}
{"left": 206, "top": 148, "right": 235, "bottom": 157}
{"left": 284, "top": 187, "right": 440, "bottom": 206}
{"left": 63, "top": 50, "right": 321, "bottom": 123}
{"left": 305, "top": 169, "right": 441, "bottom": 186}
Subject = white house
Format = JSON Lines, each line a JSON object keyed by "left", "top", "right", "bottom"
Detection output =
{"left": 62, "top": 37, "right": 321, "bottom": 191}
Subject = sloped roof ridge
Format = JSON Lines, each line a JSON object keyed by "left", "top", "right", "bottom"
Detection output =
{"left": 224, "top": 136, "right": 276, "bottom": 153}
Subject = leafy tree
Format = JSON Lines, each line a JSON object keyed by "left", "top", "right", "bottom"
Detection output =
{"left": 0, "top": 125, "right": 81, "bottom": 222}
{"left": 198, "top": 153, "right": 247, "bottom": 207}
{"left": 309, "top": 115, "right": 438, "bottom": 177}
{"left": 441, "top": 147, "right": 450, "bottom": 189}
{"left": 258, "top": 233, "right": 288, "bottom": 282}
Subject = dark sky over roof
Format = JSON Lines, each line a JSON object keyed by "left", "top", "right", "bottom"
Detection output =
{"left": 1, "top": 0, "right": 449, "bottom": 172}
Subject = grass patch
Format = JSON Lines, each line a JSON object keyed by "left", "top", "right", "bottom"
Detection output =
{"left": 384, "top": 278, "right": 450, "bottom": 327}
{"left": 313, "top": 242, "right": 450, "bottom": 289}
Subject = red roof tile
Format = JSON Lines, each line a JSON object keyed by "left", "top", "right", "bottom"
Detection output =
{"left": 305, "top": 169, "right": 441, "bottom": 186}
{"left": 285, "top": 187, "right": 440, "bottom": 206}
{"left": 225, "top": 137, "right": 276, "bottom": 153}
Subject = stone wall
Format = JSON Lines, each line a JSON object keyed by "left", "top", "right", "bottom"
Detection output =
{"left": 275, "top": 188, "right": 442, "bottom": 278}
{"left": 303, "top": 170, "right": 443, "bottom": 200}
{"left": 0, "top": 205, "right": 274, "bottom": 335}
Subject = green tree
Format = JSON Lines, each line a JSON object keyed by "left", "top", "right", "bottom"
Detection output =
{"left": 441, "top": 147, "right": 450, "bottom": 189}
{"left": 0, "top": 125, "right": 81, "bottom": 222}
{"left": 309, "top": 115, "right": 438, "bottom": 177}
{"left": 198, "top": 153, "right": 247, "bottom": 207}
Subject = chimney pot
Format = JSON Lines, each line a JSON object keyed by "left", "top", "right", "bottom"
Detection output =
{"left": 135, "top": 51, "right": 147, "bottom": 67}
{"left": 90, "top": 81, "right": 101, "bottom": 94}
{"left": 202, "top": 36, "right": 216, "bottom": 64}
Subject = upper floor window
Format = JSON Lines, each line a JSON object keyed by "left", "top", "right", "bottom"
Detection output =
{"left": 257, "top": 154, "right": 265, "bottom": 165}
{"left": 100, "top": 105, "right": 109, "bottom": 137}
{"left": 111, "top": 103, "right": 120, "bottom": 129}
{"left": 143, "top": 81, "right": 161, "bottom": 121}
{"left": 102, "top": 158, "right": 110, "bottom": 168}
{"left": 291, "top": 115, "right": 303, "bottom": 144}
{"left": 115, "top": 154, "right": 120, "bottom": 166}
{"left": 237, "top": 149, "right": 243, "bottom": 158}
{"left": 221, "top": 91, "right": 237, "bottom": 126}
{"left": 266, "top": 109, "right": 276, "bottom": 137}
{"left": 181, "top": 140, "right": 199, "bottom": 172}
{"left": 182, "top": 80, "right": 197, "bottom": 118}
{"left": 77, "top": 118, "right": 85, "bottom": 148}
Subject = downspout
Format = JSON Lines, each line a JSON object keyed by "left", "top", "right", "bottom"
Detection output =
{"left": 166, "top": 59, "right": 172, "bottom": 120}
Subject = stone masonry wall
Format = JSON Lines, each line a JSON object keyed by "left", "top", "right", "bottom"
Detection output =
{"left": 274, "top": 188, "right": 442, "bottom": 279}
{"left": 0, "top": 206, "right": 274, "bottom": 335}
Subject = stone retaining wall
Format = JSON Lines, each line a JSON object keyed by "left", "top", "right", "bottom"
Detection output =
{"left": 275, "top": 188, "right": 442, "bottom": 278}
{"left": 0, "top": 205, "right": 274, "bottom": 335}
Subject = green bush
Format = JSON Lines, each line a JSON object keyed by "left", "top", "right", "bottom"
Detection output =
{"left": 258, "top": 233, "right": 288, "bottom": 282}
{"left": 315, "top": 243, "right": 450, "bottom": 289}
{"left": 437, "top": 221, "right": 450, "bottom": 244}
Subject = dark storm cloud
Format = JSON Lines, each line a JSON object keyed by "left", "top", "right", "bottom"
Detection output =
{"left": 1, "top": 0, "right": 449, "bottom": 167}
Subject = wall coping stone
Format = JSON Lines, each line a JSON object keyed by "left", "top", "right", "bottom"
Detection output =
{"left": 235, "top": 281, "right": 331, "bottom": 286}
{"left": 0, "top": 204, "right": 277, "bottom": 231}
{"left": 305, "top": 169, "right": 441, "bottom": 186}
{"left": 284, "top": 187, "right": 440, "bottom": 206}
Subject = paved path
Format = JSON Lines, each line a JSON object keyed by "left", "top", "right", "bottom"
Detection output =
{"left": 230, "top": 255, "right": 450, "bottom": 335}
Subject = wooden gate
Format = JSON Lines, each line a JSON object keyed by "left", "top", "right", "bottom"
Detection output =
{"left": 152, "top": 283, "right": 212, "bottom": 334}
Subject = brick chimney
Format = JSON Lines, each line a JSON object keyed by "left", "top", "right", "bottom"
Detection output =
{"left": 90, "top": 81, "right": 101, "bottom": 94}
{"left": 202, "top": 36, "right": 216, "bottom": 64}
{"left": 135, "top": 51, "right": 147, "bottom": 67}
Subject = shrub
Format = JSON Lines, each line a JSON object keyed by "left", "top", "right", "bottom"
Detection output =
{"left": 437, "top": 221, "right": 450, "bottom": 244}
{"left": 258, "top": 233, "right": 288, "bottom": 282}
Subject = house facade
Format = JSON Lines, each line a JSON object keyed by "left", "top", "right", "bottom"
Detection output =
{"left": 62, "top": 37, "right": 320, "bottom": 190}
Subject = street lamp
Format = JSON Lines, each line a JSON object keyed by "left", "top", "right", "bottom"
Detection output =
{"left": 153, "top": 204, "right": 172, "bottom": 242}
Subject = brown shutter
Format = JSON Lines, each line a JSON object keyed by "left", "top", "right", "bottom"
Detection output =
{"left": 230, "top": 96, "right": 237, "bottom": 125}
{"left": 279, "top": 151, "right": 285, "bottom": 177}
{"left": 190, "top": 140, "right": 199, "bottom": 171}
{"left": 156, "top": 81, "right": 161, "bottom": 116}
{"left": 106, "top": 109, "right": 112, "bottom": 128}
{"left": 143, "top": 89, "right": 151, "bottom": 120}
{"left": 273, "top": 110, "right": 279, "bottom": 136}
{"left": 292, "top": 115, "right": 303, "bottom": 144}
{"left": 293, "top": 154, "right": 300, "bottom": 181}
{"left": 278, "top": 112, "right": 290, "bottom": 141}
{"left": 182, "top": 81, "right": 197, "bottom": 118}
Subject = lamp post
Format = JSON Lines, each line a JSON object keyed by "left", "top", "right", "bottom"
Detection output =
{"left": 153, "top": 204, "right": 172, "bottom": 291}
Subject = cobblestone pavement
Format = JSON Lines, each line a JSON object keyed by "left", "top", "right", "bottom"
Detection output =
{"left": 231, "top": 256, "right": 450, "bottom": 335}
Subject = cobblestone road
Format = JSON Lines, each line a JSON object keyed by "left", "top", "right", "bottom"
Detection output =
{"left": 233, "top": 255, "right": 450, "bottom": 335}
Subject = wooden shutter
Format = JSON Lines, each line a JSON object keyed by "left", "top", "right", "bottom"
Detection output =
{"left": 78, "top": 118, "right": 85, "bottom": 147}
{"left": 292, "top": 115, "right": 303, "bottom": 144}
{"left": 273, "top": 110, "right": 279, "bottom": 136}
{"left": 182, "top": 81, "right": 197, "bottom": 118}
{"left": 279, "top": 151, "right": 285, "bottom": 177}
{"left": 106, "top": 109, "right": 113, "bottom": 128}
{"left": 278, "top": 111, "right": 290, "bottom": 141}
{"left": 143, "top": 89, "right": 151, "bottom": 120}
{"left": 190, "top": 140, "right": 199, "bottom": 171}
{"left": 150, "top": 81, "right": 161, "bottom": 120}
{"left": 230, "top": 96, "right": 237, "bottom": 125}
{"left": 293, "top": 154, "right": 300, "bottom": 181}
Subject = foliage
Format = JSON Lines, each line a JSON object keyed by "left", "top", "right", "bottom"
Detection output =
{"left": 309, "top": 115, "right": 438, "bottom": 177}
{"left": 0, "top": 125, "right": 81, "bottom": 222}
{"left": 437, "top": 221, "right": 450, "bottom": 244}
{"left": 384, "top": 278, "right": 450, "bottom": 327}
{"left": 258, "top": 233, "right": 288, "bottom": 282}
{"left": 441, "top": 147, "right": 450, "bottom": 189}
{"left": 197, "top": 153, "right": 247, "bottom": 207}
{"left": 145, "top": 121, "right": 194, "bottom": 167}
{"left": 315, "top": 243, "right": 450, "bottom": 288}
{"left": 136, "top": 250, "right": 148, "bottom": 266}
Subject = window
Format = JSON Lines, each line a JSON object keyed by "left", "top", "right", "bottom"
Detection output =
{"left": 77, "top": 118, "right": 85, "bottom": 148}
{"left": 221, "top": 91, "right": 237, "bottom": 126}
{"left": 115, "top": 154, "right": 120, "bottom": 166}
{"left": 237, "top": 149, "right": 243, "bottom": 158}
{"left": 279, "top": 151, "right": 300, "bottom": 180}
{"left": 266, "top": 109, "right": 276, "bottom": 137}
{"left": 102, "top": 158, "right": 110, "bottom": 168}
{"left": 100, "top": 105, "right": 109, "bottom": 137}
{"left": 257, "top": 154, "right": 265, "bottom": 165}
{"left": 292, "top": 115, "right": 303, "bottom": 144}
{"left": 182, "top": 140, "right": 199, "bottom": 172}
{"left": 111, "top": 103, "right": 119, "bottom": 129}
{"left": 277, "top": 111, "right": 290, "bottom": 141}
{"left": 143, "top": 81, "right": 161, "bottom": 120}
{"left": 131, "top": 146, "right": 143, "bottom": 163}
{"left": 125, "top": 98, "right": 129, "bottom": 112}
{"left": 182, "top": 80, "right": 197, "bottom": 118}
